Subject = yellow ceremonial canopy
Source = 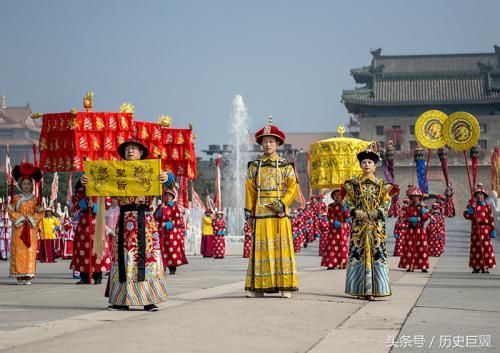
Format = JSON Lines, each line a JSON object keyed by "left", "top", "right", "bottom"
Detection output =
{"left": 309, "top": 126, "right": 371, "bottom": 189}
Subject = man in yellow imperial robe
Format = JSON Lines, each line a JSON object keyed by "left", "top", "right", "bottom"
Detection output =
{"left": 244, "top": 118, "right": 299, "bottom": 298}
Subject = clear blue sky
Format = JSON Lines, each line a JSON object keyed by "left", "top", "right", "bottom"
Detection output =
{"left": 1, "top": 0, "right": 499, "bottom": 154}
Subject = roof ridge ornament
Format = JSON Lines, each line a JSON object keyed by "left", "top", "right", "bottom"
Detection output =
{"left": 337, "top": 125, "right": 345, "bottom": 137}
{"left": 370, "top": 48, "right": 382, "bottom": 58}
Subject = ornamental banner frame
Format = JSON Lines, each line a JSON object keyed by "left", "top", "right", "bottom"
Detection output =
{"left": 442, "top": 111, "right": 480, "bottom": 151}
{"left": 84, "top": 159, "right": 162, "bottom": 196}
{"left": 415, "top": 110, "right": 448, "bottom": 149}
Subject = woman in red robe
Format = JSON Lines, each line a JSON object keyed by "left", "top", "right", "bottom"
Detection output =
{"left": 426, "top": 205, "right": 444, "bottom": 257}
{"left": 212, "top": 211, "right": 226, "bottom": 259}
{"left": 70, "top": 181, "right": 111, "bottom": 284}
{"left": 322, "top": 189, "right": 350, "bottom": 270}
{"left": 464, "top": 183, "right": 496, "bottom": 273}
{"left": 156, "top": 189, "right": 188, "bottom": 275}
{"left": 398, "top": 186, "right": 430, "bottom": 272}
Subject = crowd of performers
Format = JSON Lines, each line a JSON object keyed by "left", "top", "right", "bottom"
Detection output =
{"left": 1, "top": 119, "right": 497, "bottom": 309}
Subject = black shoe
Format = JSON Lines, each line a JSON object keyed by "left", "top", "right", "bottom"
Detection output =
{"left": 94, "top": 278, "right": 102, "bottom": 284}
{"left": 327, "top": 267, "right": 335, "bottom": 270}
{"left": 144, "top": 304, "right": 159, "bottom": 312}
{"left": 107, "top": 305, "right": 129, "bottom": 311}
{"left": 75, "top": 280, "right": 87, "bottom": 285}
{"left": 472, "top": 269, "right": 480, "bottom": 273}
{"left": 422, "top": 269, "right": 428, "bottom": 273}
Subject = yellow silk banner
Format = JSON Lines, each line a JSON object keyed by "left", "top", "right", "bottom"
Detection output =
{"left": 84, "top": 159, "right": 162, "bottom": 196}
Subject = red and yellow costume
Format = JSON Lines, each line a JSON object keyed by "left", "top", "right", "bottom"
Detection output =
{"left": 200, "top": 213, "right": 214, "bottom": 257}
{"left": 245, "top": 121, "right": 299, "bottom": 293}
{"left": 7, "top": 163, "right": 44, "bottom": 281}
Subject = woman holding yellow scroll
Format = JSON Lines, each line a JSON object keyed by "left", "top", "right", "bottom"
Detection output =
{"left": 342, "top": 149, "right": 397, "bottom": 301}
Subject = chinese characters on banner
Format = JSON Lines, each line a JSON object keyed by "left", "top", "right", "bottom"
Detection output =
{"left": 84, "top": 159, "right": 162, "bottom": 197}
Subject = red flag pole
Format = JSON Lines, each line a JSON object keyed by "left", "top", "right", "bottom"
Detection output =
{"left": 425, "top": 149, "right": 431, "bottom": 185}
{"left": 463, "top": 152, "right": 473, "bottom": 197}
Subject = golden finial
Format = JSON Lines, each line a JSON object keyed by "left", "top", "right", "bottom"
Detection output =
{"left": 268, "top": 116, "right": 273, "bottom": 126}
{"left": 337, "top": 124, "right": 345, "bottom": 137}
{"left": 189, "top": 123, "right": 193, "bottom": 130}
{"left": 30, "top": 112, "right": 43, "bottom": 119}
{"left": 83, "top": 91, "right": 94, "bottom": 112}
{"left": 120, "top": 102, "right": 135, "bottom": 114}
{"left": 70, "top": 108, "right": 78, "bottom": 115}
{"left": 158, "top": 115, "right": 172, "bottom": 127}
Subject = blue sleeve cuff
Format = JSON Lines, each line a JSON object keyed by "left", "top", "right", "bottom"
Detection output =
{"left": 163, "top": 172, "right": 175, "bottom": 187}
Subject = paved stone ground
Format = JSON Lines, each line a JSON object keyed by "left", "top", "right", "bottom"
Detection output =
{"left": 0, "top": 217, "right": 497, "bottom": 353}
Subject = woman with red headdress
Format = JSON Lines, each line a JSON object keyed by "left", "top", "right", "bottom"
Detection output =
{"left": 70, "top": 179, "right": 111, "bottom": 284}
{"left": 244, "top": 117, "right": 299, "bottom": 298}
{"left": 464, "top": 183, "right": 496, "bottom": 273}
{"left": 7, "top": 163, "right": 44, "bottom": 285}
{"left": 212, "top": 210, "right": 226, "bottom": 259}
{"left": 156, "top": 188, "right": 188, "bottom": 275}
{"left": 322, "top": 189, "right": 351, "bottom": 270}
{"left": 398, "top": 185, "right": 430, "bottom": 272}
{"left": 427, "top": 204, "right": 444, "bottom": 257}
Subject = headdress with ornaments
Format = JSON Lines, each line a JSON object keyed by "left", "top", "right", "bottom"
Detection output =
{"left": 473, "top": 183, "right": 488, "bottom": 197}
{"left": 254, "top": 116, "right": 286, "bottom": 146}
{"left": 330, "top": 189, "right": 341, "bottom": 198}
{"left": 12, "top": 162, "right": 43, "bottom": 182}
{"left": 163, "top": 188, "right": 177, "bottom": 200}
{"left": 406, "top": 185, "right": 423, "bottom": 198}
{"left": 356, "top": 146, "right": 381, "bottom": 164}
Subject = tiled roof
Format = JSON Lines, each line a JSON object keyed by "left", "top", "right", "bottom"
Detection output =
{"left": 0, "top": 105, "right": 40, "bottom": 131}
{"left": 372, "top": 53, "right": 498, "bottom": 76}
{"left": 342, "top": 77, "right": 500, "bottom": 106}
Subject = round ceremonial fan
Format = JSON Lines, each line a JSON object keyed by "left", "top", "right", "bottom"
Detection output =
{"left": 415, "top": 110, "right": 448, "bottom": 149}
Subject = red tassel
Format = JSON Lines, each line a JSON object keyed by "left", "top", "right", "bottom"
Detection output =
{"left": 20, "top": 222, "right": 31, "bottom": 248}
